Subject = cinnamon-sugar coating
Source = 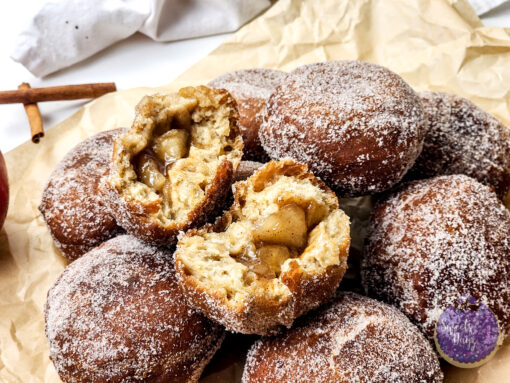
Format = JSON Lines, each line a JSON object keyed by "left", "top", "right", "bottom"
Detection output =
{"left": 39, "top": 129, "right": 124, "bottom": 260}
{"left": 260, "top": 60, "right": 426, "bottom": 197}
{"left": 242, "top": 292, "right": 443, "bottom": 383}
{"left": 362, "top": 175, "right": 510, "bottom": 340}
{"left": 409, "top": 91, "right": 510, "bottom": 200}
{"left": 45, "top": 235, "right": 225, "bottom": 383}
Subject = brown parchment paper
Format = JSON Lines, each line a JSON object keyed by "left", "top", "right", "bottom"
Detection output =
{"left": 2, "top": 0, "right": 510, "bottom": 381}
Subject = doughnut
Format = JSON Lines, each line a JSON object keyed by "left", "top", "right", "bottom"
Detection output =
{"left": 208, "top": 69, "right": 286, "bottom": 162}
{"left": 233, "top": 160, "right": 264, "bottom": 183}
{"left": 105, "top": 86, "right": 243, "bottom": 245}
{"left": 175, "top": 159, "right": 350, "bottom": 335}
{"left": 39, "top": 129, "right": 124, "bottom": 260}
{"left": 259, "top": 60, "right": 426, "bottom": 197}
{"left": 409, "top": 91, "right": 510, "bottom": 200}
{"left": 45, "top": 235, "right": 225, "bottom": 383}
{"left": 242, "top": 292, "right": 443, "bottom": 383}
{"left": 362, "top": 174, "right": 510, "bottom": 340}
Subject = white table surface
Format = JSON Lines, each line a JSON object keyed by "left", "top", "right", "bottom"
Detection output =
{"left": 0, "top": 1, "right": 509, "bottom": 154}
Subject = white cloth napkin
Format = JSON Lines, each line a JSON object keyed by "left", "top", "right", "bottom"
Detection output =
{"left": 11, "top": 0, "right": 271, "bottom": 77}
{"left": 468, "top": 0, "right": 509, "bottom": 15}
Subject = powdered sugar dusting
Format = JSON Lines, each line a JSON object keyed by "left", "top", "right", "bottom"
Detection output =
{"left": 410, "top": 91, "right": 510, "bottom": 198}
{"left": 242, "top": 292, "right": 443, "bottom": 383}
{"left": 208, "top": 68, "right": 287, "bottom": 100}
{"left": 45, "top": 235, "right": 224, "bottom": 382}
{"left": 259, "top": 60, "right": 426, "bottom": 197}
{"left": 39, "top": 129, "right": 126, "bottom": 260}
{"left": 362, "top": 174, "right": 510, "bottom": 341}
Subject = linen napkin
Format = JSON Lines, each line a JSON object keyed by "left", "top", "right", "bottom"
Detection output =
{"left": 11, "top": 0, "right": 271, "bottom": 77}
{"left": 469, "top": 0, "right": 509, "bottom": 15}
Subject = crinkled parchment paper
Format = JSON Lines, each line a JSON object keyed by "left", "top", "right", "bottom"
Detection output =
{"left": 2, "top": 0, "right": 510, "bottom": 382}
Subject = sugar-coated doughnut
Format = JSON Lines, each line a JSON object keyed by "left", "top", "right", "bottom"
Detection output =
{"left": 39, "top": 129, "right": 125, "bottom": 260}
{"left": 208, "top": 69, "right": 286, "bottom": 162}
{"left": 409, "top": 91, "right": 510, "bottom": 200}
{"left": 242, "top": 292, "right": 443, "bottom": 383}
{"left": 175, "top": 159, "right": 350, "bottom": 335}
{"left": 105, "top": 86, "right": 243, "bottom": 245}
{"left": 45, "top": 235, "right": 225, "bottom": 383}
{"left": 259, "top": 60, "right": 426, "bottom": 197}
{"left": 362, "top": 174, "right": 510, "bottom": 340}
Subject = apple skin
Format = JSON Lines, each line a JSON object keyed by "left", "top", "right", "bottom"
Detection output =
{"left": 0, "top": 151, "right": 8, "bottom": 230}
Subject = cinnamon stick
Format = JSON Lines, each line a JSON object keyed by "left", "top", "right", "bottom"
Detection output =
{"left": 18, "top": 83, "right": 44, "bottom": 143}
{"left": 0, "top": 82, "right": 117, "bottom": 104}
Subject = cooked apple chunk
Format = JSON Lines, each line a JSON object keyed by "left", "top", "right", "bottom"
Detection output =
{"left": 152, "top": 129, "right": 189, "bottom": 164}
{"left": 256, "top": 245, "right": 292, "bottom": 275}
{"left": 174, "top": 159, "right": 351, "bottom": 335}
{"left": 252, "top": 203, "right": 307, "bottom": 249}
{"left": 136, "top": 154, "right": 166, "bottom": 192}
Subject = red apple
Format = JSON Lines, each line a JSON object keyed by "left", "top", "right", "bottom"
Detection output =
{"left": 0, "top": 151, "right": 8, "bottom": 230}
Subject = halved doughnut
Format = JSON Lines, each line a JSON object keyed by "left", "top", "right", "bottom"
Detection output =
{"left": 175, "top": 159, "right": 350, "bottom": 335}
{"left": 106, "top": 86, "right": 243, "bottom": 245}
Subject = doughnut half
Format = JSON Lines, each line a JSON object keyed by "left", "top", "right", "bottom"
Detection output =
{"left": 175, "top": 159, "right": 350, "bottom": 335}
{"left": 106, "top": 86, "right": 243, "bottom": 245}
